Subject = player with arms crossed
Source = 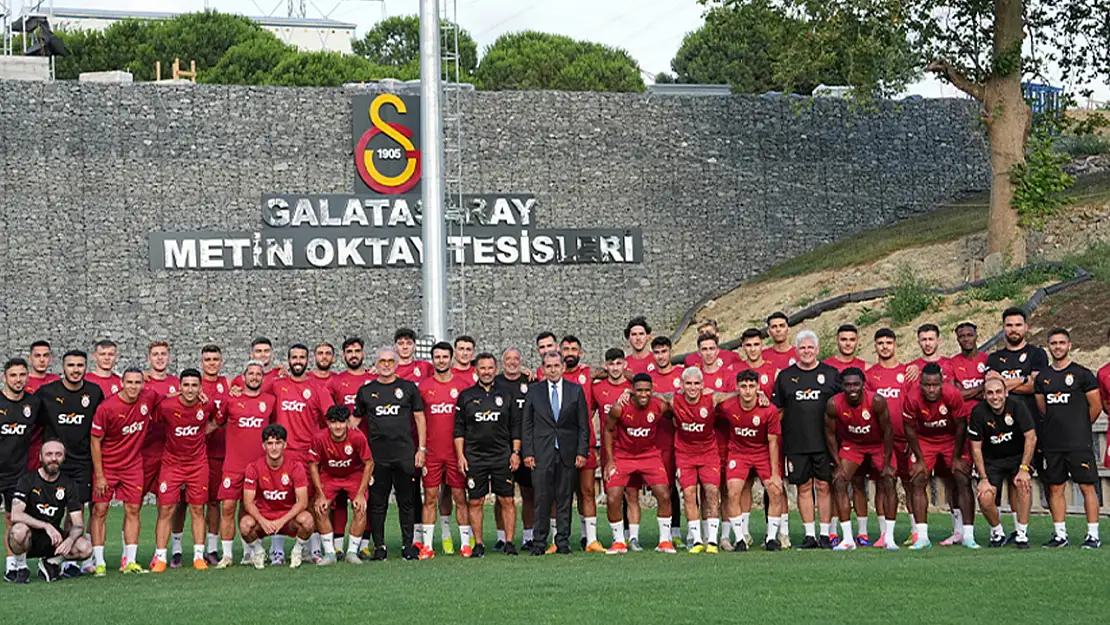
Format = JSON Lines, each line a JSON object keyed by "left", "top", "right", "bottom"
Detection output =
{"left": 602, "top": 374, "right": 676, "bottom": 554}
{"left": 967, "top": 377, "right": 1035, "bottom": 548}
{"left": 824, "top": 368, "right": 897, "bottom": 551}
{"left": 309, "top": 405, "right": 373, "bottom": 564}
{"left": 241, "top": 424, "right": 314, "bottom": 568}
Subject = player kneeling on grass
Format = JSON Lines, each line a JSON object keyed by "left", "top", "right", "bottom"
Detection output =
{"left": 453, "top": 353, "right": 522, "bottom": 559}
{"left": 5, "top": 440, "right": 91, "bottom": 584}
{"left": 240, "top": 424, "right": 314, "bottom": 569}
{"left": 603, "top": 374, "right": 676, "bottom": 554}
{"left": 309, "top": 405, "right": 373, "bottom": 565}
{"left": 824, "top": 368, "right": 898, "bottom": 551}
{"left": 968, "top": 377, "right": 1036, "bottom": 549}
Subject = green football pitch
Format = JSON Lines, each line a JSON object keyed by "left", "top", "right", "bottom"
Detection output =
{"left": 3, "top": 506, "right": 1108, "bottom": 625}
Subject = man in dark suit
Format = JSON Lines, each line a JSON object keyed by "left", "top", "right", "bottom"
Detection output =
{"left": 522, "top": 350, "right": 589, "bottom": 554}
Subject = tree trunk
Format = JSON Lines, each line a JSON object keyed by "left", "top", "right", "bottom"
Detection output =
{"left": 982, "top": 0, "right": 1030, "bottom": 267}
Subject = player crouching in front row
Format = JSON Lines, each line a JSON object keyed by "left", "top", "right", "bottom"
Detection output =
{"left": 239, "top": 424, "right": 315, "bottom": 569}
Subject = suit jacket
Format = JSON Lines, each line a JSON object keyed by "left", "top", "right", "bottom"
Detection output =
{"left": 522, "top": 378, "right": 589, "bottom": 468}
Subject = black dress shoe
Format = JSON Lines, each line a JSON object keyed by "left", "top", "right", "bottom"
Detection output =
{"left": 503, "top": 542, "right": 519, "bottom": 556}
{"left": 818, "top": 535, "right": 833, "bottom": 549}
{"left": 371, "top": 546, "right": 388, "bottom": 561}
{"left": 556, "top": 545, "right": 572, "bottom": 555}
{"left": 521, "top": 540, "right": 534, "bottom": 552}
{"left": 798, "top": 536, "right": 820, "bottom": 550}
{"left": 530, "top": 545, "right": 546, "bottom": 556}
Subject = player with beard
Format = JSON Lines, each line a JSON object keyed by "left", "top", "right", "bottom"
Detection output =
{"left": 325, "top": 337, "right": 371, "bottom": 556}
{"left": 772, "top": 331, "right": 840, "bottom": 549}
{"left": 823, "top": 325, "right": 867, "bottom": 372}
{"left": 558, "top": 335, "right": 603, "bottom": 552}
{"left": 310, "top": 343, "right": 336, "bottom": 392}
{"left": 624, "top": 317, "right": 654, "bottom": 375}
{"left": 5, "top": 440, "right": 91, "bottom": 584}
{"left": 24, "top": 341, "right": 59, "bottom": 473}
{"left": 231, "top": 338, "right": 285, "bottom": 395}
{"left": 394, "top": 328, "right": 434, "bottom": 382}
{"left": 592, "top": 349, "right": 641, "bottom": 549}
{"left": 199, "top": 345, "right": 229, "bottom": 564}
{"left": 89, "top": 368, "right": 156, "bottom": 576}
{"left": 602, "top": 374, "right": 676, "bottom": 554}
{"left": 214, "top": 362, "right": 275, "bottom": 568}
{"left": 309, "top": 405, "right": 373, "bottom": 565}
{"left": 968, "top": 378, "right": 1035, "bottom": 548}
{"left": 0, "top": 358, "right": 47, "bottom": 575}
{"left": 1034, "top": 328, "right": 1102, "bottom": 548}
{"left": 142, "top": 341, "right": 185, "bottom": 565}
{"left": 906, "top": 324, "right": 954, "bottom": 383}
{"left": 85, "top": 340, "right": 121, "bottom": 397}
{"left": 647, "top": 336, "right": 685, "bottom": 547}
{"left": 454, "top": 353, "right": 522, "bottom": 558}
{"left": 824, "top": 368, "right": 896, "bottom": 551}
{"left": 903, "top": 363, "right": 977, "bottom": 550}
{"left": 865, "top": 328, "right": 913, "bottom": 546}
{"left": 34, "top": 350, "right": 104, "bottom": 575}
{"left": 763, "top": 312, "right": 798, "bottom": 372}
{"left": 950, "top": 323, "right": 988, "bottom": 407}
{"left": 353, "top": 347, "right": 426, "bottom": 561}
{"left": 416, "top": 342, "right": 473, "bottom": 558}
{"left": 692, "top": 320, "right": 742, "bottom": 368}
{"left": 494, "top": 348, "right": 536, "bottom": 550}
{"left": 150, "top": 370, "right": 218, "bottom": 572}
{"left": 452, "top": 336, "right": 479, "bottom": 383}
{"left": 987, "top": 307, "right": 1049, "bottom": 429}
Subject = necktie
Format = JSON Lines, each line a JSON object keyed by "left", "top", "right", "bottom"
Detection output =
{"left": 551, "top": 383, "right": 561, "bottom": 450}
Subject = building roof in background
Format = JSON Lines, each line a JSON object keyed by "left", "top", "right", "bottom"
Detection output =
{"left": 49, "top": 7, "right": 357, "bottom": 29}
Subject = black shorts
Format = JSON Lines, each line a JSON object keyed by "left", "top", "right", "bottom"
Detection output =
{"left": 27, "top": 528, "right": 63, "bottom": 559}
{"left": 62, "top": 467, "right": 93, "bottom": 505}
{"left": 513, "top": 465, "right": 532, "bottom": 489}
{"left": 785, "top": 452, "right": 833, "bottom": 485}
{"left": 1042, "top": 450, "right": 1098, "bottom": 485}
{"left": 0, "top": 478, "right": 18, "bottom": 510}
{"left": 983, "top": 455, "right": 1023, "bottom": 504}
{"left": 467, "top": 464, "right": 514, "bottom": 500}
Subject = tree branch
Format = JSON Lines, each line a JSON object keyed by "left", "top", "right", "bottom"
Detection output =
{"left": 925, "top": 58, "right": 984, "bottom": 101}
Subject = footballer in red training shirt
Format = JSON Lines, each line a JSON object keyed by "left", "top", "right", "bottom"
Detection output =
{"left": 240, "top": 424, "right": 315, "bottom": 569}
{"left": 85, "top": 339, "right": 122, "bottom": 397}
{"left": 823, "top": 325, "right": 868, "bottom": 372}
{"left": 151, "top": 369, "right": 218, "bottom": 572}
{"left": 394, "top": 328, "right": 435, "bottom": 383}
{"left": 271, "top": 344, "right": 333, "bottom": 467}
{"left": 141, "top": 341, "right": 181, "bottom": 500}
{"left": 24, "top": 340, "right": 60, "bottom": 471}
{"left": 89, "top": 368, "right": 157, "bottom": 575}
{"left": 215, "top": 361, "right": 275, "bottom": 568}
{"left": 308, "top": 405, "right": 373, "bottom": 564}
{"left": 949, "top": 323, "right": 989, "bottom": 408}
{"left": 762, "top": 312, "right": 798, "bottom": 372}
{"left": 623, "top": 316, "right": 655, "bottom": 375}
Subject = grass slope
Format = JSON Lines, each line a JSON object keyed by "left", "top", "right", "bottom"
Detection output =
{"left": 4, "top": 507, "right": 1109, "bottom": 625}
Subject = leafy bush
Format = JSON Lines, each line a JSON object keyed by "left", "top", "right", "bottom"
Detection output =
{"left": 1057, "top": 133, "right": 1110, "bottom": 157}
{"left": 883, "top": 265, "right": 938, "bottom": 325}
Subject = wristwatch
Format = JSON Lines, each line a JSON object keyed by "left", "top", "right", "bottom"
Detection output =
{"left": 418, "top": 446, "right": 427, "bottom": 453}
{"left": 512, "top": 450, "right": 521, "bottom": 456}
{"left": 1019, "top": 464, "right": 1031, "bottom": 472}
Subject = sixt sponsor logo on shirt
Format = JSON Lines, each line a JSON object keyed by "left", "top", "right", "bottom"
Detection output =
{"left": 375, "top": 405, "right": 401, "bottom": 416}
{"left": 0, "top": 423, "right": 29, "bottom": 435}
{"left": 961, "top": 378, "right": 983, "bottom": 389}
{"left": 327, "top": 459, "right": 353, "bottom": 468}
{"left": 848, "top": 424, "right": 871, "bottom": 435}
{"left": 921, "top": 419, "right": 948, "bottom": 428}
{"left": 121, "top": 421, "right": 145, "bottom": 435}
{"left": 681, "top": 422, "right": 707, "bottom": 433}
{"left": 174, "top": 426, "right": 201, "bottom": 437}
{"left": 990, "top": 431, "right": 1014, "bottom": 445}
{"left": 57, "top": 413, "right": 86, "bottom": 425}
{"left": 1045, "top": 392, "right": 1071, "bottom": 405}
{"left": 36, "top": 503, "right": 59, "bottom": 516}
{"left": 262, "top": 489, "right": 288, "bottom": 501}
{"left": 733, "top": 427, "right": 758, "bottom": 437}
{"left": 281, "top": 400, "right": 307, "bottom": 412}
{"left": 428, "top": 403, "right": 455, "bottom": 415}
{"left": 625, "top": 427, "right": 652, "bottom": 437}
{"left": 875, "top": 387, "right": 900, "bottom": 399}
{"left": 999, "top": 370, "right": 1023, "bottom": 380}
{"left": 474, "top": 410, "right": 501, "bottom": 422}
{"left": 795, "top": 389, "right": 821, "bottom": 401}
{"left": 238, "top": 417, "right": 265, "bottom": 428}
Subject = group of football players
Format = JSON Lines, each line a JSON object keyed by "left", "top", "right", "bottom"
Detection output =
{"left": 1, "top": 306, "right": 1106, "bottom": 583}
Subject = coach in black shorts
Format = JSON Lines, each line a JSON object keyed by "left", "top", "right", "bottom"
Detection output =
{"left": 455, "top": 353, "right": 522, "bottom": 558}
{"left": 967, "top": 378, "right": 1035, "bottom": 548}
{"left": 771, "top": 331, "right": 841, "bottom": 549}
{"left": 1033, "top": 328, "right": 1102, "bottom": 549}
{"left": 5, "top": 440, "right": 90, "bottom": 584}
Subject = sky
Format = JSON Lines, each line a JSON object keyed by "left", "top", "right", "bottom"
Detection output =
{"left": 24, "top": 0, "right": 1110, "bottom": 104}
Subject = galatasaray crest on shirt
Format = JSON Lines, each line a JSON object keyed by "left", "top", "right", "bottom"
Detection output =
{"left": 1065, "top": 373, "right": 1074, "bottom": 386}
{"left": 303, "top": 388, "right": 312, "bottom": 399}
{"left": 344, "top": 445, "right": 353, "bottom": 455}
{"left": 862, "top": 410, "right": 871, "bottom": 421}
{"left": 394, "top": 388, "right": 404, "bottom": 399}
{"left": 817, "top": 374, "right": 825, "bottom": 385}
{"left": 753, "top": 416, "right": 761, "bottom": 426}
{"left": 281, "top": 473, "right": 290, "bottom": 485}
{"left": 495, "top": 396, "right": 503, "bottom": 406}
{"left": 81, "top": 395, "right": 90, "bottom": 408}
{"left": 259, "top": 401, "right": 267, "bottom": 412}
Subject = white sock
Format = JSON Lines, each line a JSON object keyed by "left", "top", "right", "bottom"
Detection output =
{"left": 629, "top": 524, "right": 640, "bottom": 541}
{"left": 206, "top": 533, "right": 218, "bottom": 553}
{"left": 857, "top": 516, "right": 868, "bottom": 537}
{"left": 439, "top": 515, "right": 451, "bottom": 541}
{"left": 990, "top": 524, "right": 1004, "bottom": 539}
{"left": 193, "top": 544, "right": 204, "bottom": 560}
{"left": 728, "top": 516, "right": 742, "bottom": 541}
{"left": 549, "top": 519, "right": 556, "bottom": 543}
{"left": 347, "top": 535, "right": 360, "bottom": 555}
{"left": 952, "top": 509, "right": 963, "bottom": 534}
{"left": 658, "top": 517, "right": 672, "bottom": 544}
{"left": 249, "top": 539, "right": 263, "bottom": 555}
{"left": 915, "top": 523, "right": 929, "bottom": 542}
{"left": 295, "top": 536, "right": 308, "bottom": 553}
{"left": 610, "top": 521, "right": 625, "bottom": 544}
{"left": 523, "top": 528, "right": 534, "bottom": 542}
{"left": 840, "top": 521, "right": 853, "bottom": 542}
{"left": 240, "top": 537, "right": 249, "bottom": 556}
{"left": 271, "top": 536, "right": 286, "bottom": 556}
{"left": 962, "top": 524, "right": 975, "bottom": 544}
{"left": 422, "top": 524, "right": 435, "bottom": 545}
{"left": 359, "top": 537, "right": 370, "bottom": 550}
{"left": 830, "top": 517, "right": 839, "bottom": 534}
{"left": 738, "top": 512, "right": 750, "bottom": 538}
{"left": 222, "top": 540, "right": 234, "bottom": 558}
{"left": 497, "top": 529, "right": 507, "bottom": 543}
{"left": 335, "top": 535, "right": 344, "bottom": 552}
{"left": 13, "top": 554, "right": 26, "bottom": 569}
{"left": 721, "top": 521, "right": 732, "bottom": 540}
{"left": 689, "top": 520, "right": 703, "bottom": 545}
{"left": 585, "top": 517, "right": 598, "bottom": 544}
{"left": 766, "top": 516, "right": 780, "bottom": 542}
{"left": 5, "top": 556, "right": 15, "bottom": 571}
{"left": 819, "top": 522, "right": 830, "bottom": 537}
{"left": 1088, "top": 523, "right": 1100, "bottom": 540}
{"left": 125, "top": 544, "right": 138, "bottom": 564}
{"left": 1054, "top": 521, "right": 1067, "bottom": 539}
{"left": 413, "top": 524, "right": 422, "bottom": 545}
{"left": 804, "top": 522, "right": 816, "bottom": 538}
{"left": 779, "top": 514, "right": 790, "bottom": 537}
{"left": 884, "top": 519, "right": 896, "bottom": 543}
{"left": 580, "top": 516, "right": 587, "bottom": 540}
{"left": 93, "top": 546, "right": 106, "bottom": 566}
{"left": 706, "top": 518, "right": 720, "bottom": 544}
{"left": 460, "top": 525, "right": 472, "bottom": 547}
{"left": 309, "top": 533, "right": 321, "bottom": 554}
{"left": 321, "top": 533, "right": 334, "bottom": 553}
{"left": 171, "top": 532, "right": 183, "bottom": 556}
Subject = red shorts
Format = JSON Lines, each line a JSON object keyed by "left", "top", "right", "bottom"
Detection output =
{"left": 254, "top": 513, "right": 301, "bottom": 537}
{"left": 914, "top": 438, "right": 966, "bottom": 476}
{"left": 675, "top": 450, "right": 722, "bottom": 489}
{"left": 218, "top": 471, "right": 246, "bottom": 501}
{"left": 839, "top": 443, "right": 891, "bottom": 474}
{"left": 93, "top": 466, "right": 144, "bottom": 505}
{"left": 142, "top": 451, "right": 162, "bottom": 495}
{"left": 894, "top": 439, "right": 911, "bottom": 479}
{"left": 583, "top": 448, "right": 599, "bottom": 472}
{"left": 321, "top": 473, "right": 365, "bottom": 501}
{"left": 607, "top": 453, "right": 668, "bottom": 489}
{"left": 207, "top": 457, "right": 224, "bottom": 503}
{"left": 157, "top": 461, "right": 209, "bottom": 505}
{"left": 286, "top": 450, "right": 314, "bottom": 498}
{"left": 423, "top": 456, "right": 466, "bottom": 490}
{"left": 726, "top": 451, "right": 776, "bottom": 483}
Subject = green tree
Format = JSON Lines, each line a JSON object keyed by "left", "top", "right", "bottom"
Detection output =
{"left": 351, "top": 15, "right": 478, "bottom": 81}
{"left": 203, "top": 36, "right": 297, "bottom": 85}
{"left": 476, "top": 31, "right": 644, "bottom": 92}
{"left": 265, "top": 51, "right": 416, "bottom": 87}
{"left": 713, "top": 0, "right": 1110, "bottom": 266}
